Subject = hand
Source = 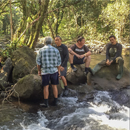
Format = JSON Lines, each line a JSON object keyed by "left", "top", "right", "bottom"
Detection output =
{"left": 106, "top": 60, "right": 111, "bottom": 66}
{"left": 68, "top": 48, "right": 72, "bottom": 53}
{"left": 58, "top": 72, "right": 61, "bottom": 77}
{"left": 38, "top": 71, "right": 41, "bottom": 76}
{"left": 76, "top": 54, "right": 81, "bottom": 59}
{"left": 79, "top": 54, "right": 85, "bottom": 59}
{"left": 110, "top": 60, "right": 113, "bottom": 64}
{"left": 60, "top": 66, "right": 64, "bottom": 71}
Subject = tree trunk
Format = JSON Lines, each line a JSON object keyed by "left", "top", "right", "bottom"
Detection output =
{"left": 47, "top": 18, "right": 55, "bottom": 39}
{"left": 9, "top": 0, "right": 13, "bottom": 41}
{"left": 14, "top": 0, "right": 29, "bottom": 39}
{"left": 30, "top": 0, "right": 50, "bottom": 50}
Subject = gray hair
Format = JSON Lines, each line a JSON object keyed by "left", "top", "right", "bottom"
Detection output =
{"left": 44, "top": 36, "right": 53, "bottom": 45}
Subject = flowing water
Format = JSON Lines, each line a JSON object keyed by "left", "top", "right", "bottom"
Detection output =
{"left": 0, "top": 54, "right": 130, "bottom": 130}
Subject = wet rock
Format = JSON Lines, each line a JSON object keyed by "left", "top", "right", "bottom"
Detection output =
{"left": 77, "top": 84, "right": 93, "bottom": 94}
{"left": 110, "top": 87, "right": 130, "bottom": 107}
{"left": 78, "top": 91, "right": 97, "bottom": 102}
{"left": 11, "top": 46, "right": 37, "bottom": 83}
{"left": 0, "top": 80, "right": 11, "bottom": 90}
{"left": 89, "top": 64, "right": 130, "bottom": 91}
{"left": 0, "top": 58, "right": 12, "bottom": 81}
{"left": 66, "top": 64, "right": 86, "bottom": 84}
{"left": 61, "top": 89, "right": 77, "bottom": 97}
{"left": 0, "top": 91, "right": 7, "bottom": 98}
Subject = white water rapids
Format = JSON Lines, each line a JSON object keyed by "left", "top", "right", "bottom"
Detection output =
{"left": 6, "top": 91, "right": 128, "bottom": 130}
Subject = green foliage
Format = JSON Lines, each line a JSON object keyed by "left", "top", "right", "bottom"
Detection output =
{"left": 0, "top": 39, "right": 25, "bottom": 59}
{"left": 0, "top": 0, "right": 129, "bottom": 52}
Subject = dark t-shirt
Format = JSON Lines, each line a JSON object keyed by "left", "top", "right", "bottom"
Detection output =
{"left": 56, "top": 44, "right": 69, "bottom": 67}
{"left": 106, "top": 43, "right": 122, "bottom": 61}
{"left": 71, "top": 44, "right": 89, "bottom": 55}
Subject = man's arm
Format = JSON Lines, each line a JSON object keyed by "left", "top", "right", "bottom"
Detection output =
{"left": 37, "top": 65, "right": 41, "bottom": 76}
{"left": 57, "top": 65, "right": 61, "bottom": 76}
{"left": 36, "top": 50, "right": 42, "bottom": 76}
{"left": 84, "top": 51, "right": 91, "bottom": 57}
{"left": 68, "top": 48, "right": 80, "bottom": 58}
{"left": 112, "top": 44, "right": 122, "bottom": 62}
{"left": 57, "top": 50, "right": 61, "bottom": 76}
{"left": 61, "top": 46, "right": 69, "bottom": 67}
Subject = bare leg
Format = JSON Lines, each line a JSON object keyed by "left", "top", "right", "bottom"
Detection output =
{"left": 61, "top": 76, "right": 67, "bottom": 86}
{"left": 51, "top": 85, "right": 58, "bottom": 98}
{"left": 43, "top": 85, "right": 49, "bottom": 99}
{"left": 69, "top": 53, "right": 74, "bottom": 64}
{"left": 84, "top": 56, "right": 91, "bottom": 67}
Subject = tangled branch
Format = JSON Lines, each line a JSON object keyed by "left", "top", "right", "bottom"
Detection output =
{"left": 2, "top": 83, "right": 20, "bottom": 106}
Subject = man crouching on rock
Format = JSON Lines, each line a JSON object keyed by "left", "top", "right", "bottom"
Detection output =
{"left": 68, "top": 36, "right": 93, "bottom": 75}
{"left": 36, "top": 36, "right": 61, "bottom": 107}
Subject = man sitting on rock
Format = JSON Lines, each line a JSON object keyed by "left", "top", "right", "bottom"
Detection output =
{"left": 55, "top": 36, "right": 69, "bottom": 96}
{"left": 36, "top": 36, "right": 61, "bottom": 107}
{"left": 92, "top": 35, "right": 124, "bottom": 80}
{"left": 68, "top": 36, "right": 93, "bottom": 75}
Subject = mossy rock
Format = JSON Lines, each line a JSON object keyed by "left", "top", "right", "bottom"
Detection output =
{"left": 11, "top": 46, "right": 37, "bottom": 83}
{"left": 12, "top": 74, "right": 43, "bottom": 100}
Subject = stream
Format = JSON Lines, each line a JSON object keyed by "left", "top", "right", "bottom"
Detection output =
{"left": 0, "top": 54, "right": 130, "bottom": 130}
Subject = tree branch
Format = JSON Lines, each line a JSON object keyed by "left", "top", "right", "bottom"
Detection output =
{"left": 0, "top": 1, "right": 19, "bottom": 15}
{"left": 47, "top": 0, "right": 81, "bottom": 14}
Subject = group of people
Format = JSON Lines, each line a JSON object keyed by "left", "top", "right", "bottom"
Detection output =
{"left": 36, "top": 35, "right": 124, "bottom": 108}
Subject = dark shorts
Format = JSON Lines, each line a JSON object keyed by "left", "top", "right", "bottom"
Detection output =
{"left": 73, "top": 55, "right": 85, "bottom": 65}
{"left": 60, "top": 67, "right": 67, "bottom": 77}
{"left": 42, "top": 72, "right": 59, "bottom": 87}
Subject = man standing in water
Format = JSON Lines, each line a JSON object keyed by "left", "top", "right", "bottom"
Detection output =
{"left": 36, "top": 36, "right": 61, "bottom": 107}
{"left": 68, "top": 36, "right": 93, "bottom": 75}
{"left": 55, "top": 36, "right": 69, "bottom": 96}
{"left": 92, "top": 35, "right": 124, "bottom": 80}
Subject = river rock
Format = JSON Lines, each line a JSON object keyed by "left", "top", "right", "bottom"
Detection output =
{"left": 12, "top": 74, "right": 63, "bottom": 101}
{"left": 0, "top": 58, "right": 12, "bottom": 81}
{"left": 66, "top": 64, "right": 86, "bottom": 84}
{"left": 88, "top": 64, "right": 130, "bottom": 91}
{"left": 0, "top": 80, "right": 11, "bottom": 91}
{"left": 11, "top": 46, "right": 37, "bottom": 83}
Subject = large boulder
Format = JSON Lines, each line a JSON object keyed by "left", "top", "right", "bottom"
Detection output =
{"left": 12, "top": 74, "right": 63, "bottom": 101}
{"left": 66, "top": 64, "right": 86, "bottom": 84}
{"left": 11, "top": 46, "right": 37, "bottom": 83}
{"left": 88, "top": 64, "right": 130, "bottom": 91}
